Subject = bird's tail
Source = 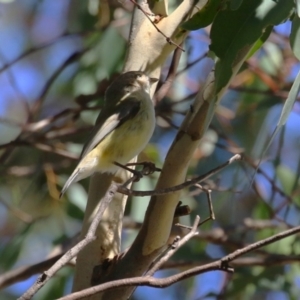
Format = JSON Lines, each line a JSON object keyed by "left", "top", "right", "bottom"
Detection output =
{"left": 59, "top": 169, "right": 79, "bottom": 198}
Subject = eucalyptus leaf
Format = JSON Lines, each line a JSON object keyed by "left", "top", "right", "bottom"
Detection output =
{"left": 230, "top": 0, "right": 244, "bottom": 10}
{"left": 290, "top": 15, "right": 300, "bottom": 60}
{"left": 181, "top": 0, "right": 222, "bottom": 31}
{"left": 246, "top": 25, "right": 273, "bottom": 59}
{"left": 296, "top": 0, "right": 300, "bottom": 17}
{"left": 264, "top": 69, "right": 300, "bottom": 152}
{"left": 210, "top": 0, "right": 294, "bottom": 92}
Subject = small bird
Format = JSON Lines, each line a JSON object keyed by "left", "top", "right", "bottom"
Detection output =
{"left": 60, "top": 71, "right": 158, "bottom": 197}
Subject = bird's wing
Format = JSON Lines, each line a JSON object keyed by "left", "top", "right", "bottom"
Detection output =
{"left": 80, "top": 97, "right": 141, "bottom": 159}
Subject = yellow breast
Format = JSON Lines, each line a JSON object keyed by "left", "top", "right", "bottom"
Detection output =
{"left": 96, "top": 93, "right": 155, "bottom": 173}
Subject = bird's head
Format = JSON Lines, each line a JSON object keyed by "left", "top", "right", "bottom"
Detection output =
{"left": 106, "top": 71, "right": 158, "bottom": 100}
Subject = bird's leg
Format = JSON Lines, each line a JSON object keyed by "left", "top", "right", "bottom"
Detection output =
{"left": 125, "top": 161, "right": 161, "bottom": 175}
{"left": 114, "top": 161, "right": 161, "bottom": 182}
{"left": 113, "top": 161, "right": 143, "bottom": 182}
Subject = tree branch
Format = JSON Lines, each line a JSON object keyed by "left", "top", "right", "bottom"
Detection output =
{"left": 57, "top": 224, "right": 300, "bottom": 300}
{"left": 18, "top": 182, "right": 118, "bottom": 300}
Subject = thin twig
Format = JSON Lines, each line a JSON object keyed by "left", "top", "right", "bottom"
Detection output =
{"left": 176, "top": 184, "right": 215, "bottom": 229}
{"left": 0, "top": 197, "right": 33, "bottom": 223}
{"left": 30, "top": 49, "right": 88, "bottom": 118}
{"left": 161, "top": 254, "right": 300, "bottom": 269}
{"left": 0, "top": 32, "right": 78, "bottom": 74}
{"left": 177, "top": 52, "right": 207, "bottom": 75}
{"left": 220, "top": 225, "right": 300, "bottom": 264}
{"left": 57, "top": 224, "right": 300, "bottom": 300}
{"left": 146, "top": 216, "right": 200, "bottom": 276}
{"left": 118, "top": 154, "right": 241, "bottom": 197}
{"left": 194, "top": 184, "right": 215, "bottom": 226}
{"left": 154, "top": 46, "right": 183, "bottom": 104}
{"left": 0, "top": 254, "right": 63, "bottom": 289}
{"left": 26, "top": 105, "right": 101, "bottom": 132}
{"left": 18, "top": 182, "right": 118, "bottom": 300}
{"left": 0, "top": 234, "right": 80, "bottom": 289}
{"left": 244, "top": 156, "right": 298, "bottom": 209}
{"left": 3, "top": 223, "right": 299, "bottom": 290}
{"left": 129, "top": 0, "right": 185, "bottom": 51}
{"left": 126, "top": 216, "right": 200, "bottom": 299}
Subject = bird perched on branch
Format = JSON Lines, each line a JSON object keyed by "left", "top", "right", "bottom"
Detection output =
{"left": 60, "top": 71, "right": 158, "bottom": 197}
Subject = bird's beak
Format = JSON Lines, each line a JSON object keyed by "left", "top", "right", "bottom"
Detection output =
{"left": 149, "top": 77, "right": 159, "bottom": 84}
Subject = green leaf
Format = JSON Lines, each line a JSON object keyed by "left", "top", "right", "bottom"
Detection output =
{"left": 264, "top": 69, "right": 300, "bottom": 153}
{"left": 67, "top": 200, "right": 84, "bottom": 220}
{"left": 276, "top": 165, "right": 296, "bottom": 194}
{"left": 253, "top": 201, "right": 271, "bottom": 219}
{"left": 290, "top": 15, "right": 300, "bottom": 60}
{"left": 97, "top": 27, "right": 126, "bottom": 73}
{"left": 230, "top": 0, "right": 244, "bottom": 10}
{"left": 0, "top": 224, "right": 32, "bottom": 269}
{"left": 181, "top": 0, "right": 223, "bottom": 31}
{"left": 0, "top": 238, "right": 23, "bottom": 269}
{"left": 246, "top": 25, "right": 273, "bottom": 59}
{"left": 296, "top": 0, "right": 300, "bottom": 17}
{"left": 210, "top": 0, "right": 294, "bottom": 92}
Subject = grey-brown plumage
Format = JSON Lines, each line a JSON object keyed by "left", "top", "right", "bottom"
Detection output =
{"left": 60, "top": 71, "right": 158, "bottom": 197}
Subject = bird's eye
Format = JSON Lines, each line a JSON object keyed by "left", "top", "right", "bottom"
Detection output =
{"left": 136, "top": 74, "right": 142, "bottom": 78}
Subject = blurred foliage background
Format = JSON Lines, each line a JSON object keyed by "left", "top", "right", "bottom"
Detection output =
{"left": 0, "top": 0, "right": 300, "bottom": 299}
